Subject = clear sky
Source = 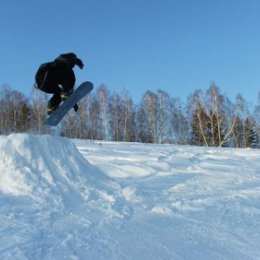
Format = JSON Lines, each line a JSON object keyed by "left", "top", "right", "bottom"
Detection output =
{"left": 1, "top": 0, "right": 260, "bottom": 105}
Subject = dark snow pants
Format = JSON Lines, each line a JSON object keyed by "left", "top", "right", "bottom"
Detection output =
{"left": 35, "top": 66, "right": 75, "bottom": 108}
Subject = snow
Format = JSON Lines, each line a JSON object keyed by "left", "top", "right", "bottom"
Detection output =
{"left": 1, "top": 134, "right": 260, "bottom": 259}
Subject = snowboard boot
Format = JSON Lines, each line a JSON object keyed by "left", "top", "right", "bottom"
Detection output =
{"left": 61, "top": 89, "right": 74, "bottom": 101}
{"left": 47, "top": 101, "right": 58, "bottom": 115}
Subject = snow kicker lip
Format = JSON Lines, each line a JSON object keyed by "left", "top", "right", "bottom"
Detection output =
{"left": 0, "top": 133, "right": 115, "bottom": 198}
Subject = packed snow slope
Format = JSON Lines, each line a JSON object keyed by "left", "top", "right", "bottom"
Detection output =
{"left": 0, "top": 134, "right": 260, "bottom": 260}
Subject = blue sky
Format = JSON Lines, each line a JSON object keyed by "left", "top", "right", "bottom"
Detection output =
{"left": 1, "top": 0, "right": 260, "bottom": 105}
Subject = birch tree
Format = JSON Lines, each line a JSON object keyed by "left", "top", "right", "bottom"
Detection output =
{"left": 97, "top": 84, "right": 110, "bottom": 140}
{"left": 169, "top": 97, "right": 189, "bottom": 144}
{"left": 31, "top": 87, "right": 48, "bottom": 133}
{"left": 0, "top": 85, "right": 31, "bottom": 134}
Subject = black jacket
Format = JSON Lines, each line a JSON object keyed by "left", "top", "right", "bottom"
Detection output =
{"left": 35, "top": 53, "right": 84, "bottom": 87}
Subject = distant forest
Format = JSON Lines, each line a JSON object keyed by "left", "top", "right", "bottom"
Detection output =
{"left": 0, "top": 82, "right": 259, "bottom": 148}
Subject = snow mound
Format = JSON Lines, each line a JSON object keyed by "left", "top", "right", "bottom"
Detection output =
{"left": 0, "top": 134, "right": 121, "bottom": 260}
{"left": 0, "top": 134, "right": 116, "bottom": 200}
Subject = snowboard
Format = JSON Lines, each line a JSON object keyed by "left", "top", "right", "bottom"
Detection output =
{"left": 44, "top": 81, "right": 94, "bottom": 126}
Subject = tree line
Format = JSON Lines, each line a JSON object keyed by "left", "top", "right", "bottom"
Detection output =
{"left": 0, "top": 82, "right": 259, "bottom": 148}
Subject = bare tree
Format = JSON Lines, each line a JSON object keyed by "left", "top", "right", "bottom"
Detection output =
{"left": 253, "top": 92, "right": 260, "bottom": 145}
{"left": 77, "top": 93, "right": 92, "bottom": 139}
{"left": 89, "top": 95, "right": 102, "bottom": 140}
{"left": 188, "top": 89, "right": 209, "bottom": 146}
{"left": 157, "top": 90, "right": 170, "bottom": 143}
{"left": 188, "top": 83, "right": 240, "bottom": 147}
{"left": 143, "top": 91, "right": 158, "bottom": 143}
{"left": 109, "top": 93, "right": 123, "bottom": 141}
{"left": 97, "top": 84, "right": 110, "bottom": 140}
{"left": 60, "top": 110, "right": 79, "bottom": 138}
{"left": 31, "top": 87, "right": 48, "bottom": 133}
{"left": 121, "top": 90, "right": 136, "bottom": 142}
{"left": 136, "top": 104, "right": 152, "bottom": 143}
{"left": 169, "top": 97, "right": 189, "bottom": 144}
{"left": 0, "top": 84, "right": 31, "bottom": 134}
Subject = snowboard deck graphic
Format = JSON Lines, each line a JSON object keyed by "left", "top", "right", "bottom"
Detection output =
{"left": 44, "top": 81, "right": 93, "bottom": 126}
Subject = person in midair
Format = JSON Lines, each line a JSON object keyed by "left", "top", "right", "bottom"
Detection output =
{"left": 35, "top": 52, "right": 84, "bottom": 114}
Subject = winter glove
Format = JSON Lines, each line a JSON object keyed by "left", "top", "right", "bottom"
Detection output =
{"left": 73, "top": 104, "right": 79, "bottom": 112}
{"left": 75, "top": 58, "right": 84, "bottom": 69}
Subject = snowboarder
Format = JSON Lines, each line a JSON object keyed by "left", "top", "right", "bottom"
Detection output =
{"left": 35, "top": 53, "right": 84, "bottom": 114}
